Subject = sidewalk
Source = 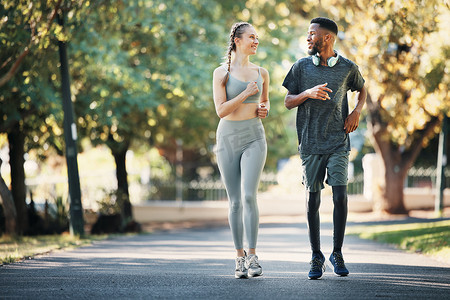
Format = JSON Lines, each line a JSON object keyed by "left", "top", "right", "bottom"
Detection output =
{"left": 132, "top": 188, "right": 450, "bottom": 224}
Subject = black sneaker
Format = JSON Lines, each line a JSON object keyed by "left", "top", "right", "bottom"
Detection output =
{"left": 308, "top": 253, "right": 325, "bottom": 279}
{"left": 329, "top": 252, "right": 349, "bottom": 276}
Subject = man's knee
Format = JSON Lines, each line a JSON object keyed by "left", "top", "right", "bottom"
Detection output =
{"left": 307, "top": 191, "right": 321, "bottom": 212}
{"left": 332, "top": 186, "right": 347, "bottom": 206}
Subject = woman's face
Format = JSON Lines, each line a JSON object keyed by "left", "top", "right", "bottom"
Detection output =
{"left": 235, "top": 26, "right": 259, "bottom": 55}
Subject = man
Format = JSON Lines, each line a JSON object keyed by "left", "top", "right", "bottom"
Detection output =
{"left": 282, "top": 17, "right": 366, "bottom": 280}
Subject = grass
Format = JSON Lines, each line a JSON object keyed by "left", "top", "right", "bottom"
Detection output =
{"left": 0, "top": 233, "right": 109, "bottom": 265}
{"left": 348, "top": 220, "right": 450, "bottom": 264}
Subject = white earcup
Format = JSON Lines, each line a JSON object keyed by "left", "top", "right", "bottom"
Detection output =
{"left": 312, "top": 55, "right": 320, "bottom": 66}
{"left": 327, "top": 53, "right": 340, "bottom": 67}
{"left": 312, "top": 52, "right": 340, "bottom": 67}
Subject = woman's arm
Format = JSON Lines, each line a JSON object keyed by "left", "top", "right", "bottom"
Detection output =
{"left": 257, "top": 67, "right": 270, "bottom": 118}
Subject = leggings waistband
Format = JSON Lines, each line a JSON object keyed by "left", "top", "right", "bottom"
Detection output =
{"left": 217, "top": 117, "right": 265, "bottom": 141}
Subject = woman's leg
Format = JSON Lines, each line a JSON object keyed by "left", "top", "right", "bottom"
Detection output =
{"left": 216, "top": 130, "right": 244, "bottom": 251}
{"left": 240, "top": 138, "right": 267, "bottom": 251}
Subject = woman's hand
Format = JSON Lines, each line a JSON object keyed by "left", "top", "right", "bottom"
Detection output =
{"left": 245, "top": 81, "right": 259, "bottom": 97}
{"left": 257, "top": 103, "right": 269, "bottom": 119}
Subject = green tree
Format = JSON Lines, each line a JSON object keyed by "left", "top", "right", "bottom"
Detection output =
{"left": 67, "top": 0, "right": 157, "bottom": 221}
{"left": 67, "top": 0, "right": 228, "bottom": 216}
{"left": 0, "top": 47, "right": 64, "bottom": 234}
{"left": 0, "top": 0, "right": 82, "bottom": 234}
{"left": 0, "top": 0, "right": 63, "bottom": 87}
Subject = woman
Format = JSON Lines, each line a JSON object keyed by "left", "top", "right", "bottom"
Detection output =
{"left": 212, "top": 22, "right": 270, "bottom": 279}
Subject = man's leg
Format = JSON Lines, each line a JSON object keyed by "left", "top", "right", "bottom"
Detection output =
{"left": 332, "top": 185, "right": 348, "bottom": 253}
{"left": 306, "top": 191, "right": 322, "bottom": 256}
{"left": 301, "top": 154, "right": 327, "bottom": 279}
{"left": 326, "top": 151, "right": 350, "bottom": 276}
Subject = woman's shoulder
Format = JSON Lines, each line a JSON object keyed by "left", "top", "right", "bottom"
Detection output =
{"left": 249, "top": 63, "right": 268, "bottom": 74}
{"left": 213, "top": 65, "right": 228, "bottom": 77}
{"left": 259, "top": 66, "right": 269, "bottom": 76}
{"left": 257, "top": 66, "right": 269, "bottom": 82}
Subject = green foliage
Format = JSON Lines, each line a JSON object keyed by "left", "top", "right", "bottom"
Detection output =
{"left": 66, "top": 0, "right": 226, "bottom": 174}
{"left": 0, "top": 0, "right": 81, "bottom": 159}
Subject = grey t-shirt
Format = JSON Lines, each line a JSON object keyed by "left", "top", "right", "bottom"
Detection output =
{"left": 282, "top": 55, "right": 365, "bottom": 155}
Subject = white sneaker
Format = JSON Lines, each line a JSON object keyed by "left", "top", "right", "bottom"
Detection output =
{"left": 245, "top": 254, "right": 263, "bottom": 277}
{"left": 235, "top": 256, "right": 248, "bottom": 279}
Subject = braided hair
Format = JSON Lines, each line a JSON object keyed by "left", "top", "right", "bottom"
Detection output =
{"left": 221, "top": 22, "right": 251, "bottom": 86}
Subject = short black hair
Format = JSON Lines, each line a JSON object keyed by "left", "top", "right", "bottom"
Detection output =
{"left": 310, "top": 17, "right": 338, "bottom": 35}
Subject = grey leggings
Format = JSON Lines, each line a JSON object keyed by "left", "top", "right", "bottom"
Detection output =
{"left": 216, "top": 118, "right": 267, "bottom": 250}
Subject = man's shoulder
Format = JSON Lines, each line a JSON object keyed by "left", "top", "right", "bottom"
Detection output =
{"left": 292, "top": 56, "right": 313, "bottom": 67}
{"left": 337, "top": 55, "right": 359, "bottom": 69}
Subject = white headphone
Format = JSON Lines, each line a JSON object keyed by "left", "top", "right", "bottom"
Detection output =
{"left": 312, "top": 51, "right": 340, "bottom": 67}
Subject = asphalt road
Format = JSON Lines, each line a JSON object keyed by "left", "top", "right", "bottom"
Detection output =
{"left": 1, "top": 219, "right": 449, "bottom": 299}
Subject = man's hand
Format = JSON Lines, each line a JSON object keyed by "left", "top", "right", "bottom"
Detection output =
{"left": 307, "top": 83, "right": 333, "bottom": 101}
{"left": 344, "top": 110, "right": 361, "bottom": 134}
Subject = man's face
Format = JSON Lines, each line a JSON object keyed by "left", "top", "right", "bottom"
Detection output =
{"left": 307, "top": 23, "right": 324, "bottom": 55}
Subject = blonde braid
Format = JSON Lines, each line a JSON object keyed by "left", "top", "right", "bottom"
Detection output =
{"left": 221, "top": 22, "right": 251, "bottom": 86}
{"left": 226, "top": 43, "right": 232, "bottom": 72}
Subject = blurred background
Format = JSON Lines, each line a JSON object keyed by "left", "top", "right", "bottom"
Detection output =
{"left": 0, "top": 0, "right": 449, "bottom": 236}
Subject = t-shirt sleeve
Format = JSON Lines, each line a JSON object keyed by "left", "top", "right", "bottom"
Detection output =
{"left": 282, "top": 62, "right": 300, "bottom": 94}
{"left": 348, "top": 64, "right": 365, "bottom": 92}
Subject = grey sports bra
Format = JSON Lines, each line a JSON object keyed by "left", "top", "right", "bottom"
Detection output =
{"left": 226, "top": 68, "right": 262, "bottom": 104}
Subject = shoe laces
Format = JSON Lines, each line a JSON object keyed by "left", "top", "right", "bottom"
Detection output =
{"left": 332, "top": 252, "right": 346, "bottom": 268}
{"left": 310, "top": 257, "right": 324, "bottom": 272}
{"left": 246, "top": 254, "right": 260, "bottom": 268}
{"left": 236, "top": 256, "right": 246, "bottom": 272}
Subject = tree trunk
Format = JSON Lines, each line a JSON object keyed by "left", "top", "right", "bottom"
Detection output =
{"left": 110, "top": 143, "right": 132, "bottom": 220}
{"left": 366, "top": 93, "right": 441, "bottom": 214}
{"left": 0, "top": 157, "right": 17, "bottom": 235}
{"left": 8, "top": 125, "right": 28, "bottom": 234}
{"left": 371, "top": 145, "right": 408, "bottom": 214}
{"left": 381, "top": 166, "right": 408, "bottom": 214}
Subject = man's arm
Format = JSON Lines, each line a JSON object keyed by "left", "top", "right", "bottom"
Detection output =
{"left": 284, "top": 83, "right": 333, "bottom": 110}
{"left": 344, "top": 85, "right": 367, "bottom": 134}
